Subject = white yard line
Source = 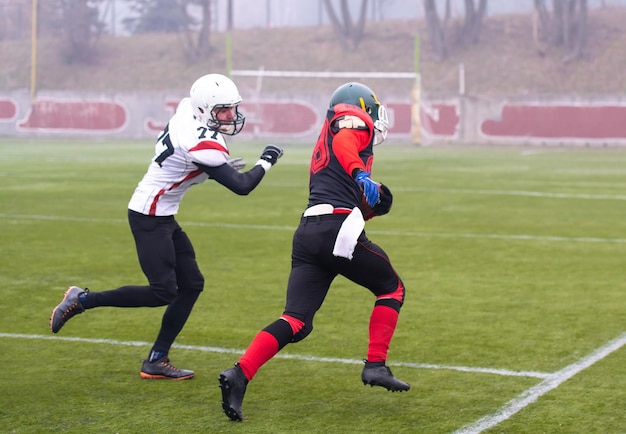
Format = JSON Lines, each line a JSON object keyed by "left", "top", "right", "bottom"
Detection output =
{"left": 453, "top": 331, "right": 626, "bottom": 434}
{"left": 0, "top": 332, "right": 549, "bottom": 379}
{"left": 1, "top": 213, "right": 625, "bottom": 244}
{"left": 403, "top": 187, "right": 626, "bottom": 201}
{"left": 3, "top": 331, "right": 624, "bottom": 433}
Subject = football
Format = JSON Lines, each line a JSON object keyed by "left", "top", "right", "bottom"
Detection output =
{"left": 359, "top": 183, "right": 383, "bottom": 220}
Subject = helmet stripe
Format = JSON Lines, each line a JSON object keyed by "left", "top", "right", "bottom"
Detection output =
{"left": 371, "top": 92, "right": 381, "bottom": 106}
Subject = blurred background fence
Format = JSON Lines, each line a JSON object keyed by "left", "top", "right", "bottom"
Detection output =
{"left": 1, "top": 0, "right": 625, "bottom": 145}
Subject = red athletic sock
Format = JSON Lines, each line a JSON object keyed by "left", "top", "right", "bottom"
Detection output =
{"left": 367, "top": 305, "right": 399, "bottom": 362}
{"left": 238, "top": 330, "right": 280, "bottom": 380}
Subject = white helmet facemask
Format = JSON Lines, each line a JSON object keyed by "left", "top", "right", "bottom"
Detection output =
{"left": 373, "top": 104, "right": 389, "bottom": 145}
{"left": 207, "top": 104, "right": 245, "bottom": 135}
{"left": 190, "top": 74, "right": 246, "bottom": 136}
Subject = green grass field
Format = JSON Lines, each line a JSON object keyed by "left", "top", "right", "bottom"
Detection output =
{"left": 1, "top": 139, "right": 624, "bottom": 434}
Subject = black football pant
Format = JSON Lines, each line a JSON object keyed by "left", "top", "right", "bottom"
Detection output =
{"left": 82, "top": 210, "right": 204, "bottom": 354}
{"left": 277, "top": 213, "right": 404, "bottom": 343}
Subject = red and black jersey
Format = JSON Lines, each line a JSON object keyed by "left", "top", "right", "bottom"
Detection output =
{"left": 308, "top": 103, "right": 375, "bottom": 209}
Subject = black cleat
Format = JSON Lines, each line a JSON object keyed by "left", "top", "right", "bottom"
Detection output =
{"left": 140, "top": 357, "right": 195, "bottom": 380}
{"left": 362, "top": 361, "right": 410, "bottom": 392}
{"left": 50, "top": 286, "right": 86, "bottom": 333}
{"left": 219, "top": 363, "right": 248, "bottom": 422}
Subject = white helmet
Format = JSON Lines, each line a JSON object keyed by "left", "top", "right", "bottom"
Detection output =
{"left": 189, "top": 73, "right": 245, "bottom": 135}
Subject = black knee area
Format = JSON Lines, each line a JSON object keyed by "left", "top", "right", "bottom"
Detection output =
{"left": 153, "top": 269, "right": 205, "bottom": 304}
{"left": 178, "top": 271, "right": 205, "bottom": 294}
{"left": 185, "top": 278, "right": 204, "bottom": 294}
{"left": 263, "top": 319, "right": 297, "bottom": 350}
{"left": 291, "top": 324, "right": 312, "bottom": 343}
{"left": 375, "top": 297, "right": 402, "bottom": 313}
{"left": 152, "top": 286, "right": 178, "bottom": 304}
{"left": 190, "top": 274, "right": 205, "bottom": 293}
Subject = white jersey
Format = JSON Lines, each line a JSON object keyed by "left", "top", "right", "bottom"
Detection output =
{"left": 128, "top": 98, "right": 231, "bottom": 216}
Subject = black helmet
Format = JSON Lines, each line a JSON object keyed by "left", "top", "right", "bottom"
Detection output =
{"left": 329, "top": 82, "right": 389, "bottom": 144}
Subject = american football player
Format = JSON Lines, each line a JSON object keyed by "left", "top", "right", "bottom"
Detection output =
{"left": 219, "top": 82, "right": 408, "bottom": 422}
{"left": 50, "top": 73, "right": 283, "bottom": 380}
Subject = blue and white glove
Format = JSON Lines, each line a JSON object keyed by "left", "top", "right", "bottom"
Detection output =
{"left": 355, "top": 171, "right": 380, "bottom": 207}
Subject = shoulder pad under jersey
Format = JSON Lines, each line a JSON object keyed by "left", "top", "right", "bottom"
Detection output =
{"left": 334, "top": 115, "right": 368, "bottom": 130}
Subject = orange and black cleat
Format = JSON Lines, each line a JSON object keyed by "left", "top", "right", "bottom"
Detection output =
{"left": 50, "top": 286, "right": 86, "bottom": 333}
{"left": 140, "top": 357, "right": 195, "bottom": 380}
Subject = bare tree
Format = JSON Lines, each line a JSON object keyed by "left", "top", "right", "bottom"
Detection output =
{"left": 37, "top": 0, "right": 105, "bottom": 65}
{"left": 127, "top": 0, "right": 214, "bottom": 62}
{"left": 424, "top": 0, "right": 446, "bottom": 61}
{"left": 534, "top": 0, "right": 588, "bottom": 62}
{"left": 186, "top": 0, "right": 213, "bottom": 61}
{"left": 423, "top": 0, "right": 488, "bottom": 61}
{"left": 461, "top": 0, "right": 487, "bottom": 44}
{"left": 0, "top": 0, "right": 31, "bottom": 40}
{"left": 226, "top": 0, "right": 233, "bottom": 31}
{"left": 324, "top": 0, "right": 368, "bottom": 50}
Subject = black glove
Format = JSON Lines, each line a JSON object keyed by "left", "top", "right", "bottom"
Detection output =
{"left": 260, "top": 145, "right": 284, "bottom": 166}
{"left": 372, "top": 183, "right": 393, "bottom": 216}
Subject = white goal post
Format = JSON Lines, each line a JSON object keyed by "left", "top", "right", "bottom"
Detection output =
{"left": 230, "top": 69, "right": 423, "bottom": 144}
